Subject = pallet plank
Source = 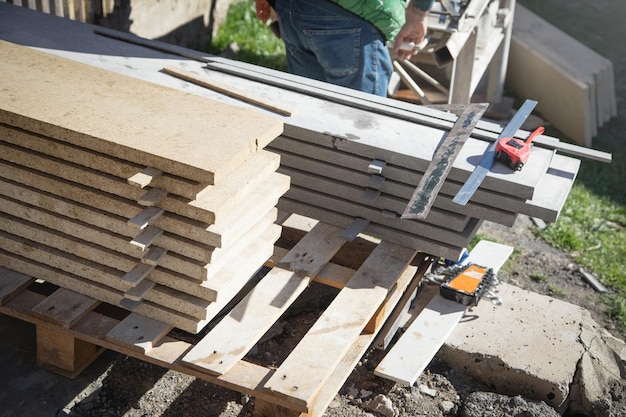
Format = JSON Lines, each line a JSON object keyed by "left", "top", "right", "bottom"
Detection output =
{"left": 105, "top": 312, "right": 172, "bottom": 353}
{"left": 264, "top": 241, "right": 418, "bottom": 412}
{"left": 182, "top": 222, "right": 347, "bottom": 376}
{"left": 0, "top": 266, "right": 35, "bottom": 305}
{"left": 31, "top": 288, "right": 99, "bottom": 328}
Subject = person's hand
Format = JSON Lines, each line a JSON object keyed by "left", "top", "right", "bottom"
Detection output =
{"left": 392, "top": 6, "right": 429, "bottom": 61}
{"left": 255, "top": 0, "right": 272, "bottom": 24}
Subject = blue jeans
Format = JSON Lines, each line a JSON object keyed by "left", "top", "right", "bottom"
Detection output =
{"left": 274, "top": 0, "right": 393, "bottom": 96}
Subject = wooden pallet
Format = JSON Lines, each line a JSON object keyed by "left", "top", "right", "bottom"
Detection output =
{"left": 0, "top": 214, "right": 432, "bottom": 417}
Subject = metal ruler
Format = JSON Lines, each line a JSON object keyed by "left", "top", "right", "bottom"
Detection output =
{"left": 401, "top": 103, "right": 488, "bottom": 220}
{"left": 452, "top": 99, "right": 538, "bottom": 206}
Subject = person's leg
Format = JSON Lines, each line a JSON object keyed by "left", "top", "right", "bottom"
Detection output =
{"left": 274, "top": 0, "right": 392, "bottom": 96}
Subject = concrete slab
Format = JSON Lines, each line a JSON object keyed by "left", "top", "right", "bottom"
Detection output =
{"left": 438, "top": 283, "right": 586, "bottom": 410}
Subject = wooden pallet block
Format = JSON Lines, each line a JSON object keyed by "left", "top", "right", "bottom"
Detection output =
{"left": 0, "top": 215, "right": 433, "bottom": 416}
{"left": 0, "top": 40, "right": 283, "bottom": 184}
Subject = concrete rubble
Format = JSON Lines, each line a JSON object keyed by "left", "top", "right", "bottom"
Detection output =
{"left": 438, "top": 282, "right": 626, "bottom": 416}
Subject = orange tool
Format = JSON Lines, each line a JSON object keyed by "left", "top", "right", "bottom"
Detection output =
{"left": 495, "top": 126, "right": 545, "bottom": 171}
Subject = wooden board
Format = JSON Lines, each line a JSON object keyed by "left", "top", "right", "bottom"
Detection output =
{"left": 280, "top": 166, "right": 471, "bottom": 231}
{"left": 0, "top": 125, "right": 205, "bottom": 200}
{"left": 278, "top": 197, "right": 468, "bottom": 261}
{"left": 277, "top": 159, "right": 514, "bottom": 227}
{"left": 31, "top": 288, "right": 100, "bottom": 329}
{"left": 283, "top": 185, "right": 482, "bottom": 248}
{"left": 264, "top": 241, "right": 418, "bottom": 412}
{"left": 0, "top": 124, "right": 284, "bottom": 217}
{"left": 374, "top": 240, "right": 513, "bottom": 385}
{"left": 0, "top": 266, "right": 34, "bottom": 305}
{"left": 0, "top": 140, "right": 289, "bottom": 246}
{"left": 268, "top": 136, "right": 549, "bottom": 218}
{"left": 182, "top": 222, "right": 347, "bottom": 376}
{"left": 0, "top": 40, "right": 283, "bottom": 184}
{"left": 281, "top": 125, "right": 553, "bottom": 201}
{"left": 105, "top": 313, "right": 172, "bottom": 353}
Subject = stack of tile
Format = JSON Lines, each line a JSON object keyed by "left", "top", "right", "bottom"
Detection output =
{"left": 268, "top": 125, "right": 579, "bottom": 261}
{"left": 0, "top": 40, "right": 289, "bottom": 334}
{"left": 199, "top": 58, "right": 583, "bottom": 262}
{"left": 508, "top": 4, "right": 617, "bottom": 147}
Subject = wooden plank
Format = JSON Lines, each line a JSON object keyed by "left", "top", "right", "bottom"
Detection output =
{"left": 0, "top": 140, "right": 286, "bottom": 248}
{"left": 105, "top": 312, "right": 172, "bottom": 353}
{"left": 122, "top": 263, "right": 156, "bottom": 286}
{"left": 0, "top": 172, "right": 261, "bottom": 264}
{"left": 138, "top": 188, "right": 168, "bottom": 206}
{"left": 162, "top": 66, "right": 294, "bottom": 117}
{"left": 31, "top": 288, "right": 99, "bottom": 328}
{"left": 283, "top": 185, "right": 481, "bottom": 248}
{"left": 0, "top": 124, "right": 284, "bottom": 207}
{"left": 0, "top": 266, "right": 34, "bottom": 305}
{"left": 0, "top": 40, "right": 283, "bottom": 184}
{"left": 124, "top": 279, "right": 156, "bottom": 302}
{"left": 0, "top": 226, "right": 218, "bottom": 319}
{"left": 0, "top": 124, "right": 206, "bottom": 200}
{"left": 374, "top": 240, "right": 513, "bottom": 385}
{"left": 182, "top": 222, "right": 346, "bottom": 376}
{"left": 0, "top": 189, "right": 217, "bottom": 281}
{"left": 267, "top": 246, "right": 356, "bottom": 290}
{"left": 264, "top": 242, "right": 418, "bottom": 412}
{"left": 268, "top": 137, "right": 540, "bottom": 221}
{"left": 272, "top": 147, "right": 518, "bottom": 226}
{"left": 128, "top": 206, "right": 164, "bottom": 229}
{"left": 278, "top": 197, "right": 468, "bottom": 261}
{"left": 0, "top": 249, "right": 203, "bottom": 334}
{"left": 141, "top": 247, "right": 167, "bottom": 266}
{"left": 524, "top": 153, "right": 580, "bottom": 222}
{"left": 511, "top": 4, "right": 616, "bottom": 142}
{"left": 280, "top": 166, "right": 470, "bottom": 231}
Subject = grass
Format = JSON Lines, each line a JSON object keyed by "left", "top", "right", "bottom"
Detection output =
{"left": 515, "top": 0, "right": 626, "bottom": 332}
{"left": 213, "top": 0, "right": 626, "bottom": 333}
{"left": 206, "top": 0, "right": 286, "bottom": 71}
{"left": 530, "top": 274, "right": 548, "bottom": 283}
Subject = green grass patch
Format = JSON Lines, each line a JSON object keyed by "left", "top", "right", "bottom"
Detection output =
{"left": 537, "top": 182, "right": 626, "bottom": 330}
{"left": 548, "top": 284, "right": 565, "bottom": 296}
{"left": 208, "top": 0, "right": 286, "bottom": 71}
{"left": 530, "top": 274, "right": 548, "bottom": 282}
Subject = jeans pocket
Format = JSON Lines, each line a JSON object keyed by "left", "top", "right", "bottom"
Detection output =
{"left": 303, "top": 27, "right": 361, "bottom": 77}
